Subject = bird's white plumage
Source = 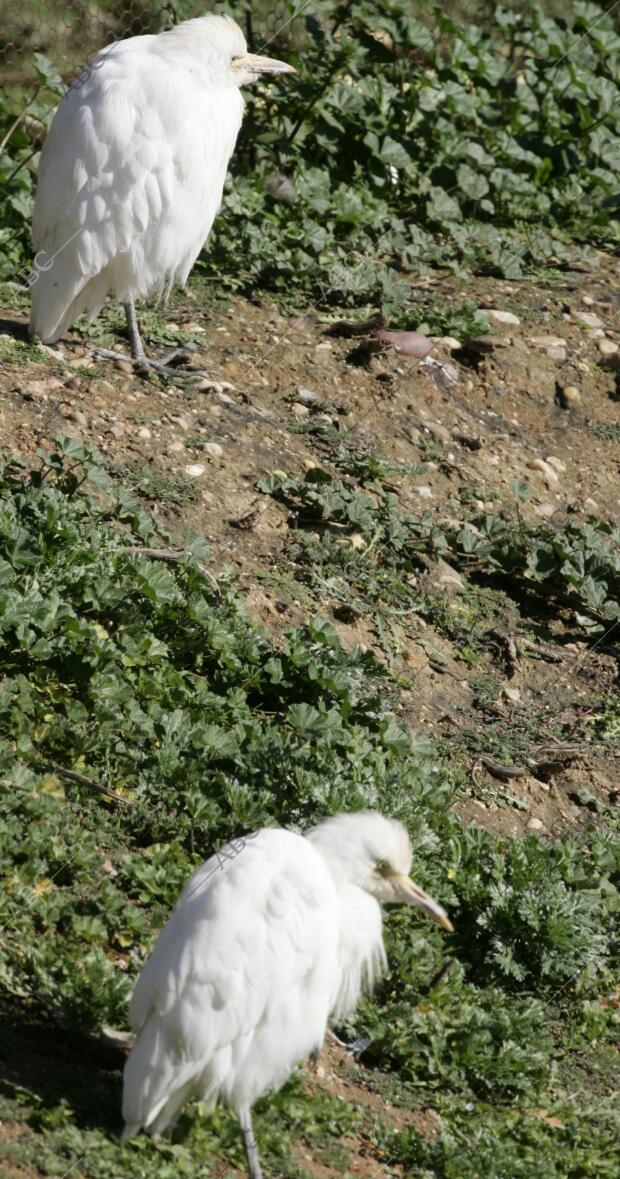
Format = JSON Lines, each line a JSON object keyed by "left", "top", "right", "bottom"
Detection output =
{"left": 122, "top": 828, "right": 345, "bottom": 1134}
{"left": 30, "top": 15, "right": 248, "bottom": 343}
{"left": 121, "top": 810, "right": 452, "bottom": 1172}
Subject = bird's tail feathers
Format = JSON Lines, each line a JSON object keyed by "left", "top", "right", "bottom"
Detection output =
{"left": 29, "top": 256, "right": 109, "bottom": 344}
{"left": 122, "top": 1015, "right": 206, "bottom": 1138}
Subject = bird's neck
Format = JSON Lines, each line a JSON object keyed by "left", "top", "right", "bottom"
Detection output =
{"left": 330, "top": 882, "right": 386, "bottom": 1024}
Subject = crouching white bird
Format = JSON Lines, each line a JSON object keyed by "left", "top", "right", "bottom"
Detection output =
{"left": 29, "top": 14, "right": 293, "bottom": 375}
{"left": 122, "top": 811, "right": 453, "bottom": 1178}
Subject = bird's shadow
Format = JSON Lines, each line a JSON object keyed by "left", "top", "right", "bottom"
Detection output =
{"left": 0, "top": 317, "right": 30, "bottom": 342}
{"left": 0, "top": 997, "right": 122, "bottom": 1135}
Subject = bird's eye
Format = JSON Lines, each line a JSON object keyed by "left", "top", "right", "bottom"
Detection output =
{"left": 376, "top": 859, "right": 391, "bottom": 877}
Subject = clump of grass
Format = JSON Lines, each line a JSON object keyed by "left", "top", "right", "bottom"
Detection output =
{"left": 591, "top": 423, "right": 620, "bottom": 443}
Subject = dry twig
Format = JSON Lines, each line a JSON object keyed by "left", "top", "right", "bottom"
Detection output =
{"left": 53, "top": 765, "right": 134, "bottom": 807}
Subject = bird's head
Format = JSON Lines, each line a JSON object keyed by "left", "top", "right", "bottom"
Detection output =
{"left": 170, "top": 13, "right": 294, "bottom": 88}
{"left": 305, "top": 811, "right": 453, "bottom": 932}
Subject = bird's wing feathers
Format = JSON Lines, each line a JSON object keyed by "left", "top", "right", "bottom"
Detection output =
{"left": 30, "top": 38, "right": 243, "bottom": 342}
{"left": 33, "top": 44, "right": 156, "bottom": 260}
{"left": 123, "top": 829, "right": 339, "bottom": 1131}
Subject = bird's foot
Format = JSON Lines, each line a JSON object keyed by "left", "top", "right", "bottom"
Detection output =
{"left": 157, "top": 345, "right": 197, "bottom": 367}
{"left": 93, "top": 343, "right": 204, "bottom": 381}
{"left": 326, "top": 1028, "right": 372, "bottom": 1058}
{"left": 345, "top": 1034, "right": 372, "bottom": 1058}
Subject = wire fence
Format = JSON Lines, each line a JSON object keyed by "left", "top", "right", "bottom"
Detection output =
{"left": 3, "top": 0, "right": 588, "bottom": 88}
{"left": 5, "top": 1, "right": 612, "bottom": 91}
{"left": 1, "top": 2, "right": 202, "bottom": 87}
{"left": 0, "top": 1, "right": 307, "bottom": 89}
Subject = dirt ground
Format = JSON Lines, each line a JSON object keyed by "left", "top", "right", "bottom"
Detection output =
{"left": 1, "top": 256, "right": 620, "bottom": 849}
{"left": 1, "top": 253, "right": 620, "bottom": 1176}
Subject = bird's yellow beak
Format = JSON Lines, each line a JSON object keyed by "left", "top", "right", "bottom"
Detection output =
{"left": 389, "top": 872, "right": 454, "bottom": 932}
{"left": 232, "top": 53, "right": 295, "bottom": 75}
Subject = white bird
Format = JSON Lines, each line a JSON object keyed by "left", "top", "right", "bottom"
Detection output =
{"left": 29, "top": 14, "right": 293, "bottom": 375}
{"left": 121, "top": 811, "right": 453, "bottom": 1178}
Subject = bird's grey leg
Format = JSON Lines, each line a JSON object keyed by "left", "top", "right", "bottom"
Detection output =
{"left": 93, "top": 296, "right": 202, "bottom": 379}
{"left": 239, "top": 1107, "right": 263, "bottom": 1179}
{"left": 124, "top": 295, "right": 148, "bottom": 363}
{"left": 124, "top": 295, "right": 201, "bottom": 370}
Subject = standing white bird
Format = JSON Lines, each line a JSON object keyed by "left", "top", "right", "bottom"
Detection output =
{"left": 121, "top": 811, "right": 453, "bottom": 1178}
{"left": 29, "top": 14, "right": 293, "bottom": 375}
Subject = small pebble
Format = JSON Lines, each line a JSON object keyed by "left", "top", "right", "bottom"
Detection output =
{"left": 37, "top": 343, "right": 64, "bottom": 360}
{"left": 375, "top": 329, "right": 433, "bottom": 358}
{"left": 503, "top": 686, "right": 521, "bottom": 703}
{"left": 598, "top": 338, "right": 618, "bottom": 356}
{"left": 462, "top": 334, "right": 497, "bottom": 355}
{"left": 558, "top": 385, "right": 581, "bottom": 407}
{"left": 429, "top": 422, "right": 451, "bottom": 443}
{"left": 547, "top": 345, "right": 567, "bottom": 361}
{"left": 137, "top": 427, "right": 152, "bottom": 440}
{"left": 167, "top": 413, "right": 190, "bottom": 430}
{"left": 21, "top": 377, "right": 64, "bottom": 399}
{"left": 527, "top": 817, "right": 545, "bottom": 832}
{"left": 69, "top": 409, "right": 88, "bottom": 428}
{"left": 530, "top": 335, "right": 566, "bottom": 348}
{"left": 480, "top": 309, "right": 521, "bottom": 325}
{"left": 545, "top": 455, "right": 566, "bottom": 474}
{"left": 420, "top": 357, "right": 459, "bottom": 387}
{"left": 533, "top": 502, "right": 556, "bottom": 519}
{"left": 573, "top": 311, "right": 604, "bottom": 329}
{"left": 528, "top": 458, "right": 559, "bottom": 483}
{"left": 414, "top": 486, "right": 433, "bottom": 498}
{"left": 436, "top": 560, "right": 463, "bottom": 589}
{"left": 203, "top": 442, "right": 223, "bottom": 459}
{"left": 291, "top": 403, "right": 310, "bottom": 418}
{"left": 185, "top": 463, "right": 205, "bottom": 477}
{"left": 296, "top": 386, "right": 319, "bottom": 404}
{"left": 454, "top": 432, "right": 483, "bottom": 450}
{"left": 196, "top": 378, "right": 236, "bottom": 394}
